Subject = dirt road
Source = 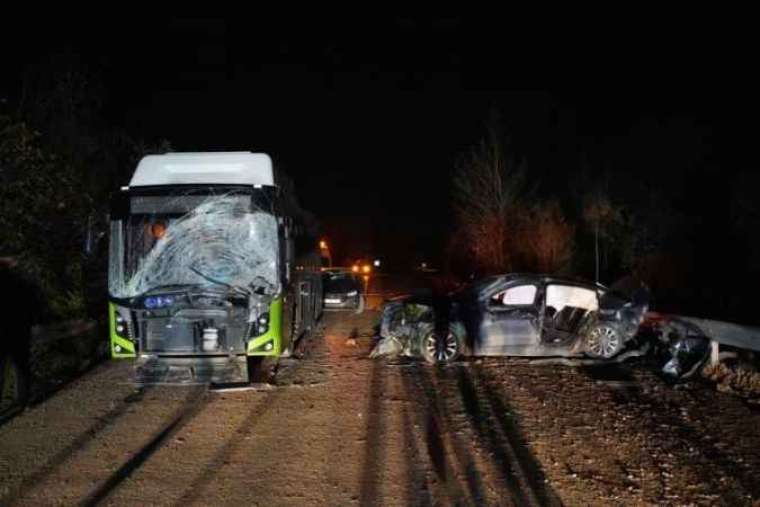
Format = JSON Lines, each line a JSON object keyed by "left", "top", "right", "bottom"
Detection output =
{"left": 2, "top": 305, "right": 760, "bottom": 506}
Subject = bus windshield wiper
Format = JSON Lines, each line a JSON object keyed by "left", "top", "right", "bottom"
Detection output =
{"left": 189, "top": 266, "right": 251, "bottom": 297}
{"left": 143, "top": 283, "right": 195, "bottom": 294}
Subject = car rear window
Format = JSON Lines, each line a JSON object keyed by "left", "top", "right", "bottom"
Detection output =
{"left": 324, "top": 274, "right": 359, "bottom": 293}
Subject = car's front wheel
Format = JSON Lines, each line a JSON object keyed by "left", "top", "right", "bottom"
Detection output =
{"left": 420, "top": 323, "right": 463, "bottom": 364}
{"left": 585, "top": 323, "right": 623, "bottom": 359}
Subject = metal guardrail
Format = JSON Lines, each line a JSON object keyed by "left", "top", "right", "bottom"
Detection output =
{"left": 662, "top": 315, "right": 760, "bottom": 366}
{"left": 677, "top": 317, "right": 760, "bottom": 353}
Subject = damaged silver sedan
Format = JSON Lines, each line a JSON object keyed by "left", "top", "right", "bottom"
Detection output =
{"left": 372, "top": 274, "right": 650, "bottom": 364}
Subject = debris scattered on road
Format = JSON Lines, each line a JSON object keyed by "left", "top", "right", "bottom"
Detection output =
{"left": 528, "top": 344, "right": 651, "bottom": 367}
{"left": 369, "top": 335, "right": 404, "bottom": 358}
{"left": 210, "top": 382, "right": 274, "bottom": 393}
{"left": 703, "top": 362, "right": 760, "bottom": 400}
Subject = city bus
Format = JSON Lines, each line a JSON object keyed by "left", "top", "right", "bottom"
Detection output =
{"left": 107, "top": 152, "right": 322, "bottom": 384}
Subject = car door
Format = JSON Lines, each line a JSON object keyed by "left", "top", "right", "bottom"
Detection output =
{"left": 541, "top": 283, "right": 599, "bottom": 346}
{"left": 474, "top": 283, "right": 541, "bottom": 355}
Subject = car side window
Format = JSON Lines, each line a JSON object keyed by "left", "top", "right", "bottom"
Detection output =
{"left": 490, "top": 284, "right": 537, "bottom": 307}
{"left": 545, "top": 285, "right": 598, "bottom": 312}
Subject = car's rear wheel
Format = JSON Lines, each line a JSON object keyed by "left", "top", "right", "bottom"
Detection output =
{"left": 420, "top": 323, "right": 463, "bottom": 364}
{"left": 586, "top": 323, "right": 623, "bottom": 358}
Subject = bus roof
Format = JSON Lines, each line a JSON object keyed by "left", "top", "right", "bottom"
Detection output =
{"left": 129, "top": 152, "right": 274, "bottom": 188}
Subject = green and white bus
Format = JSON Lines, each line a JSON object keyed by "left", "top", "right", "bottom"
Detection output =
{"left": 108, "top": 152, "right": 322, "bottom": 384}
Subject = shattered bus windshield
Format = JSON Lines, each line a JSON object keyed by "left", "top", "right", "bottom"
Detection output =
{"left": 109, "top": 189, "right": 279, "bottom": 299}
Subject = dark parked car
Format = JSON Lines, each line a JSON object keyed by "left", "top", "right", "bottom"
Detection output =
{"left": 0, "top": 258, "right": 37, "bottom": 420}
{"left": 373, "top": 273, "right": 649, "bottom": 364}
{"left": 322, "top": 269, "right": 364, "bottom": 311}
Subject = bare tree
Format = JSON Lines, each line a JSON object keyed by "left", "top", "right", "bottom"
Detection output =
{"left": 521, "top": 201, "right": 575, "bottom": 273}
{"left": 452, "top": 120, "right": 525, "bottom": 274}
{"left": 583, "top": 190, "right": 624, "bottom": 284}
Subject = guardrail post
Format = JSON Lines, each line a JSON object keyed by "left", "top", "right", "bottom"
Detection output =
{"left": 710, "top": 340, "right": 720, "bottom": 366}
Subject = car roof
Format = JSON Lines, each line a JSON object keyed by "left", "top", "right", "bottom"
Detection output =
{"left": 323, "top": 267, "right": 353, "bottom": 274}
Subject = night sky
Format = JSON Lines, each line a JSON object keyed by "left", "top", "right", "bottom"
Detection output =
{"left": 1, "top": 15, "right": 753, "bottom": 267}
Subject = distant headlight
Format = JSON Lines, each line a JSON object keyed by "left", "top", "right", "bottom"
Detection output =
{"left": 145, "top": 296, "right": 159, "bottom": 309}
{"left": 347, "top": 290, "right": 358, "bottom": 297}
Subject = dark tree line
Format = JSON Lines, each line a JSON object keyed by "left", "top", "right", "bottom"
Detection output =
{"left": 449, "top": 113, "right": 758, "bottom": 324}
{"left": 0, "top": 53, "right": 170, "bottom": 321}
{"left": 0, "top": 52, "right": 317, "bottom": 321}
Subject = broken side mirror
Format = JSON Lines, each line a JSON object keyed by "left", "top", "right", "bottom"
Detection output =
{"left": 83, "top": 214, "right": 95, "bottom": 256}
{"left": 82, "top": 213, "right": 108, "bottom": 258}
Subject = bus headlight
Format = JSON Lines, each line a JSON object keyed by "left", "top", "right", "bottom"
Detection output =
{"left": 253, "top": 313, "right": 270, "bottom": 336}
{"left": 114, "top": 314, "right": 129, "bottom": 338}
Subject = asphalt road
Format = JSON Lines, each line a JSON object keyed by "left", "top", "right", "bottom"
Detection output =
{"left": 2, "top": 276, "right": 760, "bottom": 506}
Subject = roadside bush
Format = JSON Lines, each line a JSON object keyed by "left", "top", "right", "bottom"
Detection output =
{"left": 0, "top": 116, "right": 92, "bottom": 320}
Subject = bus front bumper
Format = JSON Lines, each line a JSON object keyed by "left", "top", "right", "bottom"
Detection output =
{"left": 133, "top": 354, "right": 249, "bottom": 385}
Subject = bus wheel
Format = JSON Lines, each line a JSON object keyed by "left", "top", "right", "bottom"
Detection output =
{"left": 247, "top": 356, "right": 276, "bottom": 384}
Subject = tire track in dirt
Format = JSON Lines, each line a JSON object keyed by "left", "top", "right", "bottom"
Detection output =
{"left": 401, "top": 364, "right": 482, "bottom": 506}
{"left": 460, "top": 364, "right": 562, "bottom": 506}
{"left": 0, "top": 361, "right": 136, "bottom": 504}
{"left": 396, "top": 371, "right": 434, "bottom": 507}
{"left": 103, "top": 342, "right": 320, "bottom": 505}
{"left": 165, "top": 388, "right": 281, "bottom": 506}
{"left": 2, "top": 388, "right": 144, "bottom": 505}
{"left": 9, "top": 383, "right": 208, "bottom": 506}
{"left": 357, "top": 356, "right": 388, "bottom": 506}
{"left": 79, "top": 384, "right": 208, "bottom": 506}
